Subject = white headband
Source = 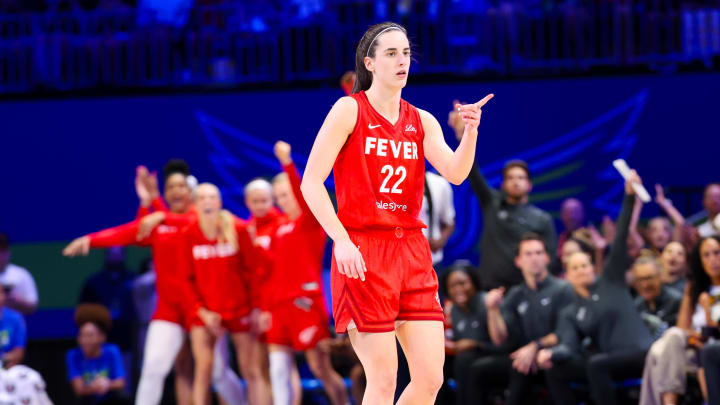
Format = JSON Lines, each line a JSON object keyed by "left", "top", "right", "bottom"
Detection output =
{"left": 186, "top": 175, "right": 198, "bottom": 191}
{"left": 366, "top": 26, "right": 403, "bottom": 58}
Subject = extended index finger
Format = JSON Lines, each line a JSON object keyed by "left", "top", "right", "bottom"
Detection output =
{"left": 475, "top": 93, "right": 494, "bottom": 108}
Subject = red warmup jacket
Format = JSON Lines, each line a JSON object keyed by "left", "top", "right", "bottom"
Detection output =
{"left": 248, "top": 207, "right": 288, "bottom": 308}
{"left": 179, "top": 219, "right": 256, "bottom": 319}
{"left": 257, "top": 162, "right": 327, "bottom": 311}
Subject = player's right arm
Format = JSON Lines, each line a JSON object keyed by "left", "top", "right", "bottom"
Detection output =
{"left": 63, "top": 221, "right": 144, "bottom": 257}
{"left": 301, "top": 96, "right": 367, "bottom": 282}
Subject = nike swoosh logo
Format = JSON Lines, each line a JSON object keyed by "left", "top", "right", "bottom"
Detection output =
{"left": 368, "top": 124, "right": 382, "bottom": 129}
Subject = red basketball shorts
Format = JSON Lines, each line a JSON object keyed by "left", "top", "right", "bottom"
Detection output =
{"left": 152, "top": 297, "right": 190, "bottom": 330}
{"left": 331, "top": 228, "right": 444, "bottom": 333}
{"left": 266, "top": 295, "right": 331, "bottom": 351}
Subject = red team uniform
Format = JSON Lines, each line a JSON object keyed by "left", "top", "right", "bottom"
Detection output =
{"left": 331, "top": 90, "right": 444, "bottom": 333}
{"left": 260, "top": 163, "right": 331, "bottom": 350}
{"left": 180, "top": 220, "right": 255, "bottom": 333}
{"left": 88, "top": 210, "right": 196, "bottom": 328}
{"left": 248, "top": 207, "right": 287, "bottom": 310}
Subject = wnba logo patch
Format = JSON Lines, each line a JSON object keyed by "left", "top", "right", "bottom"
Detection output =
{"left": 404, "top": 124, "right": 417, "bottom": 133}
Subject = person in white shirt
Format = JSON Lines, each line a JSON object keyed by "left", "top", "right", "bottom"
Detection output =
{"left": 420, "top": 171, "right": 456, "bottom": 266}
{"left": 698, "top": 183, "right": 720, "bottom": 238}
{"left": 0, "top": 234, "right": 38, "bottom": 315}
{"left": 0, "top": 364, "right": 54, "bottom": 405}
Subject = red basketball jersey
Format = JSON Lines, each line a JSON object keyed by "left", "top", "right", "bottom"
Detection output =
{"left": 333, "top": 91, "right": 426, "bottom": 231}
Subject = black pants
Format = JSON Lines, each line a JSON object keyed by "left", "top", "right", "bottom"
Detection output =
{"left": 702, "top": 342, "right": 720, "bottom": 405}
{"left": 453, "top": 349, "right": 510, "bottom": 405}
{"left": 546, "top": 350, "right": 646, "bottom": 405}
{"left": 505, "top": 368, "right": 552, "bottom": 405}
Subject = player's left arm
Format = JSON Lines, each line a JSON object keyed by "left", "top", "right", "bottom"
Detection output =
{"left": 421, "top": 94, "right": 493, "bottom": 185}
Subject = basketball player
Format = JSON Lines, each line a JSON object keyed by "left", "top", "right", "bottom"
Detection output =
{"left": 180, "top": 183, "right": 264, "bottom": 405}
{"left": 63, "top": 161, "right": 245, "bottom": 405}
{"left": 259, "top": 141, "right": 349, "bottom": 405}
{"left": 300, "top": 22, "right": 493, "bottom": 405}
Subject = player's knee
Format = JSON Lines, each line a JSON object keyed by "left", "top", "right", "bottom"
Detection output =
{"left": 416, "top": 369, "right": 444, "bottom": 395}
{"left": 366, "top": 370, "right": 396, "bottom": 397}
{"left": 241, "top": 362, "right": 263, "bottom": 382}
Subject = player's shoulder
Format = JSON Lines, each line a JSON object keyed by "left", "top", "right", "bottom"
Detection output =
{"left": 334, "top": 96, "right": 359, "bottom": 112}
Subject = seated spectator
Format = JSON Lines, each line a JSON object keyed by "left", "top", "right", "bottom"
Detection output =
{"left": 0, "top": 364, "right": 53, "bottom": 405}
{"left": 645, "top": 217, "right": 673, "bottom": 253}
{"left": 654, "top": 184, "right": 687, "bottom": 248}
{"left": 559, "top": 228, "right": 607, "bottom": 276}
{"left": 78, "top": 246, "right": 137, "bottom": 355}
{"left": 67, "top": 303, "right": 129, "bottom": 405}
{"left": 697, "top": 183, "right": 720, "bottom": 238}
{"left": 0, "top": 281, "right": 26, "bottom": 368}
{"left": 0, "top": 232, "right": 39, "bottom": 315}
{"left": 632, "top": 256, "right": 682, "bottom": 338}
{"left": 536, "top": 173, "right": 652, "bottom": 405}
{"left": 639, "top": 235, "right": 720, "bottom": 405}
{"left": 661, "top": 241, "right": 688, "bottom": 293}
{"left": 557, "top": 198, "right": 586, "bottom": 257}
{"left": 440, "top": 264, "right": 508, "bottom": 404}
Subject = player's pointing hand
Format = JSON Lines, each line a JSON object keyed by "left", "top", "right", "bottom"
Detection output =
{"left": 455, "top": 93, "right": 494, "bottom": 133}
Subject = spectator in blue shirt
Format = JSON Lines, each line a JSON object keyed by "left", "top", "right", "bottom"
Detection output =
{"left": 0, "top": 281, "right": 26, "bottom": 368}
{"left": 66, "top": 303, "right": 129, "bottom": 405}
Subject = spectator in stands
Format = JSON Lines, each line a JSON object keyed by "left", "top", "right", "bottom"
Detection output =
{"left": 536, "top": 172, "right": 652, "bottom": 405}
{"left": 661, "top": 241, "right": 688, "bottom": 293}
{"left": 0, "top": 233, "right": 39, "bottom": 315}
{"left": 441, "top": 264, "right": 507, "bottom": 405}
{"left": 654, "top": 184, "right": 687, "bottom": 248}
{"left": 0, "top": 364, "right": 53, "bottom": 405}
{"left": 698, "top": 183, "right": 720, "bottom": 238}
{"left": 0, "top": 281, "right": 26, "bottom": 368}
{"left": 639, "top": 235, "right": 720, "bottom": 405}
{"left": 67, "top": 303, "right": 129, "bottom": 405}
{"left": 420, "top": 170, "right": 456, "bottom": 268}
{"left": 78, "top": 246, "right": 137, "bottom": 372}
{"left": 557, "top": 198, "right": 586, "bottom": 256}
{"left": 645, "top": 217, "right": 673, "bottom": 253}
{"left": 485, "top": 233, "right": 574, "bottom": 405}
{"left": 450, "top": 103, "right": 556, "bottom": 289}
{"left": 633, "top": 256, "right": 682, "bottom": 337}
{"left": 559, "top": 227, "right": 608, "bottom": 276}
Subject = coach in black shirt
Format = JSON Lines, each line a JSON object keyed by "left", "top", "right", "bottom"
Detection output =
{"left": 485, "top": 233, "right": 574, "bottom": 405}
{"left": 451, "top": 110, "right": 556, "bottom": 290}
{"left": 536, "top": 173, "right": 653, "bottom": 405}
